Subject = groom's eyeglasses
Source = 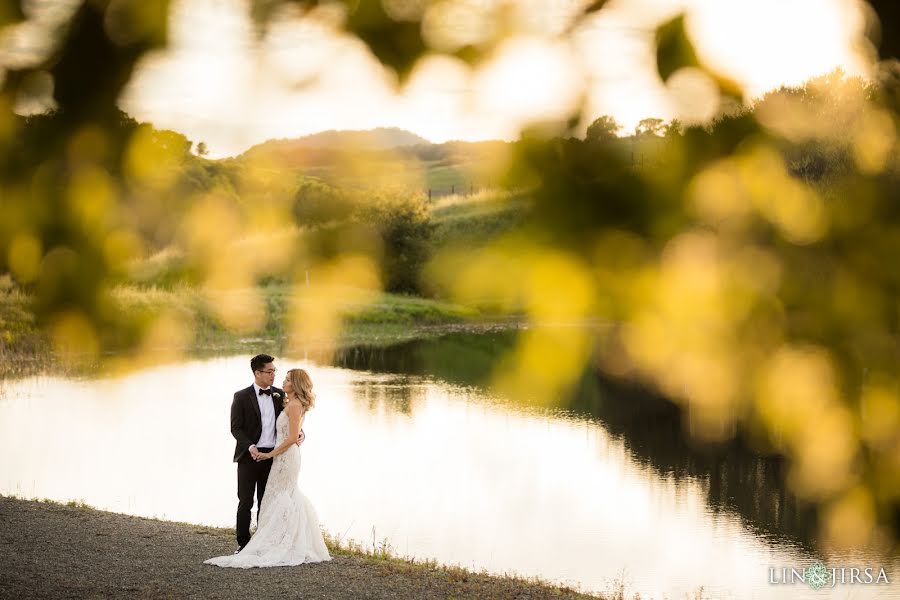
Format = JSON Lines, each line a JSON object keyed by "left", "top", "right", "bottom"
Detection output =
{"left": 257, "top": 369, "right": 277, "bottom": 375}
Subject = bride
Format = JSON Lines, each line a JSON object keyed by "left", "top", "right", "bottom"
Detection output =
{"left": 205, "top": 368, "right": 331, "bottom": 568}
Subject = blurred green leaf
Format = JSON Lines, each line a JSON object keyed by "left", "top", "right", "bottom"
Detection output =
{"left": 866, "top": 0, "right": 900, "bottom": 60}
{"left": 655, "top": 13, "right": 743, "bottom": 101}
{"left": 655, "top": 14, "right": 700, "bottom": 83}
{"left": 344, "top": 1, "right": 427, "bottom": 82}
{"left": 49, "top": 1, "right": 169, "bottom": 121}
{"left": 0, "top": 0, "right": 25, "bottom": 29}
{"left": 583, "top": 0, "right": 609, "bottom": 14}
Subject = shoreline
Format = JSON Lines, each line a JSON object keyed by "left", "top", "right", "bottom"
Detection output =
{"left": 0, "top": 318, "right": 525, "bottom": 381}
{"left": 0, "top": 495, "right": 601, "bottom": 600}
{"left": 0, "top": 284, "right": 526, "bottom": 378}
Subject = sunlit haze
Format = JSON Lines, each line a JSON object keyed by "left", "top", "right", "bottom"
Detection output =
{"left": 120, "top": 0, "right": 875, "bottom": 157}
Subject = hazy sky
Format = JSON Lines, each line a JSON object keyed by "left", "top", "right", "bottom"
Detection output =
{"left": 119, "top": 0, "right": 875, "bottom": 158}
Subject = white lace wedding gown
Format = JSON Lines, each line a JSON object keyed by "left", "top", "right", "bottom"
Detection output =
{"left": 205, "top": 411, "right": 331, "bottom": 568}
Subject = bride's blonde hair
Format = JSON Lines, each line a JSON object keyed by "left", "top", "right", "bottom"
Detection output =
{"left": 285, "top": 368, "right": 316, "bottom": 411}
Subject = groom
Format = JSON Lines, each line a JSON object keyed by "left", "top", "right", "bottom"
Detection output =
{"left": 230, "top": 354, "right": 304, "bottom": 551}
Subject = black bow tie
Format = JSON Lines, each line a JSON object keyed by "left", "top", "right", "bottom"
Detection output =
{"left": 258, "top": 388, "right": 272, "bottom": 396}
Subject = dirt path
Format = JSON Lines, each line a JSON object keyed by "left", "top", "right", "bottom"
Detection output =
{"left": 0, "top": 497, "right": 600, "bottom": 600}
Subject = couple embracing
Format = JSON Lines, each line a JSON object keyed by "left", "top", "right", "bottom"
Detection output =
{"left": 205, "top": 354, "right": 331, "bottom": 568}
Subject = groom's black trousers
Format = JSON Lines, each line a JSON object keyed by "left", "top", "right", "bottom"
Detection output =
{"left": 236, "top": 446, "right": 274, "bottom": 548}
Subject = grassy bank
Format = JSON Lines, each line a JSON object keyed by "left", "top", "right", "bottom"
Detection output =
{"left": 0, "top": 496, "right": 608, "bottom": 600}
{"left": 0, "top": 282, "right": 517, "bottom": 375}
{"left": 113, "top": 282, "right": 500, "bottom": 349}
{"left": 431, "top": 190, "right": 530, "bottom": 248}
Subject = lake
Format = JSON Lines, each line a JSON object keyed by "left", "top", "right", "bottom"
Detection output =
{"left": 1, "top": 330, "right": 897, "bottom": 599}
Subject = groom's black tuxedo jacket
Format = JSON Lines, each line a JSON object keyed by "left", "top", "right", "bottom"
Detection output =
{"left": 230, "top": 385, "right": 285, "bottom": 462}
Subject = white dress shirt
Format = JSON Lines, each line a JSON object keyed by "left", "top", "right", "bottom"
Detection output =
{"left": 252, "top": 383, "right": 278, "bottom": 449}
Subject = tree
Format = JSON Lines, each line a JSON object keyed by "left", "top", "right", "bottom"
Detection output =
{"left": 664, "top": 119, "right": 683, "bottom": 137}
{"left": 585, "top": 115, "right": 620, "bottom": 142}
{"left": 196, "top": 141, "right": 209, "bottom": 157}
{"left": 635, "top": 118, "right": 665, "bottom": 136}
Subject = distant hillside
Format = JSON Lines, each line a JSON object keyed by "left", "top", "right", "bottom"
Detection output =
{"left": 233, "top": 130, "right": 514, "bottom": 189}
{"left": 243, "top": 127, "right": 431, "bottom": 157}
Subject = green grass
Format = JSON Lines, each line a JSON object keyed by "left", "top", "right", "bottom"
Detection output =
{"left": 431, "top": 189, "right": 527, "bottom": 221}
{"left": 347, "top": 292, "right": 479, "bottom": 324}
{"left": 0, "top": 281, "right": 494, "bottom": 374}
{"left": 295, "top": 157, "right": 495, "bottom": 198}
{"left": 424, "top": 162, "right": 470, "bottom": 193}
{"left": 0, "top": 282, "right": 51, "bottom": 374}
{"left": 128, "top": 246, "right": 192, "bottom": 287}
{"left": 431, "top": 190, "right": 530, "bottom": 247}
{"left": 0, "top": 281, "right": 41, "bottom": 353}
{"left": 117, "top": 282, "right": 485, "bottom": 345}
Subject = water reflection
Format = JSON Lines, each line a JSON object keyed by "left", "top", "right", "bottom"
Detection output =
{"left": 334, "top": 331, "right": 820, "bottom": 551}
{"left": 0, "top": 347, "right": 896, "bottom": 599}
{"left": 350, "top": 376, "right": 426, "bottom": 416}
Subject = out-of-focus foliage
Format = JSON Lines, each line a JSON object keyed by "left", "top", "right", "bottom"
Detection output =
{"left": 867, "top": 0, "right": 900, "bottom": 61}
{"left": 249, "top": 0, "right": 610, "bottom": 80}
{"left": 655, "top": 13, "right": 742, "bottom": 102}
{"left": 1, "top": 0, "right": 900, "bottom": 552}
{"left": 655, "top": 14, "right": 700, "bottom": 83}
{"left": 1, "top": 0, "right": 174, "bottom": 363}
{"left": 1, "top": 106, "right": 220, "bottom": 356}
{"left": 430, "top": 67, "right": 900, "bottom": 552}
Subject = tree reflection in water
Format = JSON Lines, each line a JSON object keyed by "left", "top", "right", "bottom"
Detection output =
{"left": 333, "top": 329, "right": 820, "bottom": 552}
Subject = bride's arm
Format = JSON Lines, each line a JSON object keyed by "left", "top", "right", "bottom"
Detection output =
{"left": 262, "top": 403, "right": 305, "bottom": 459}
